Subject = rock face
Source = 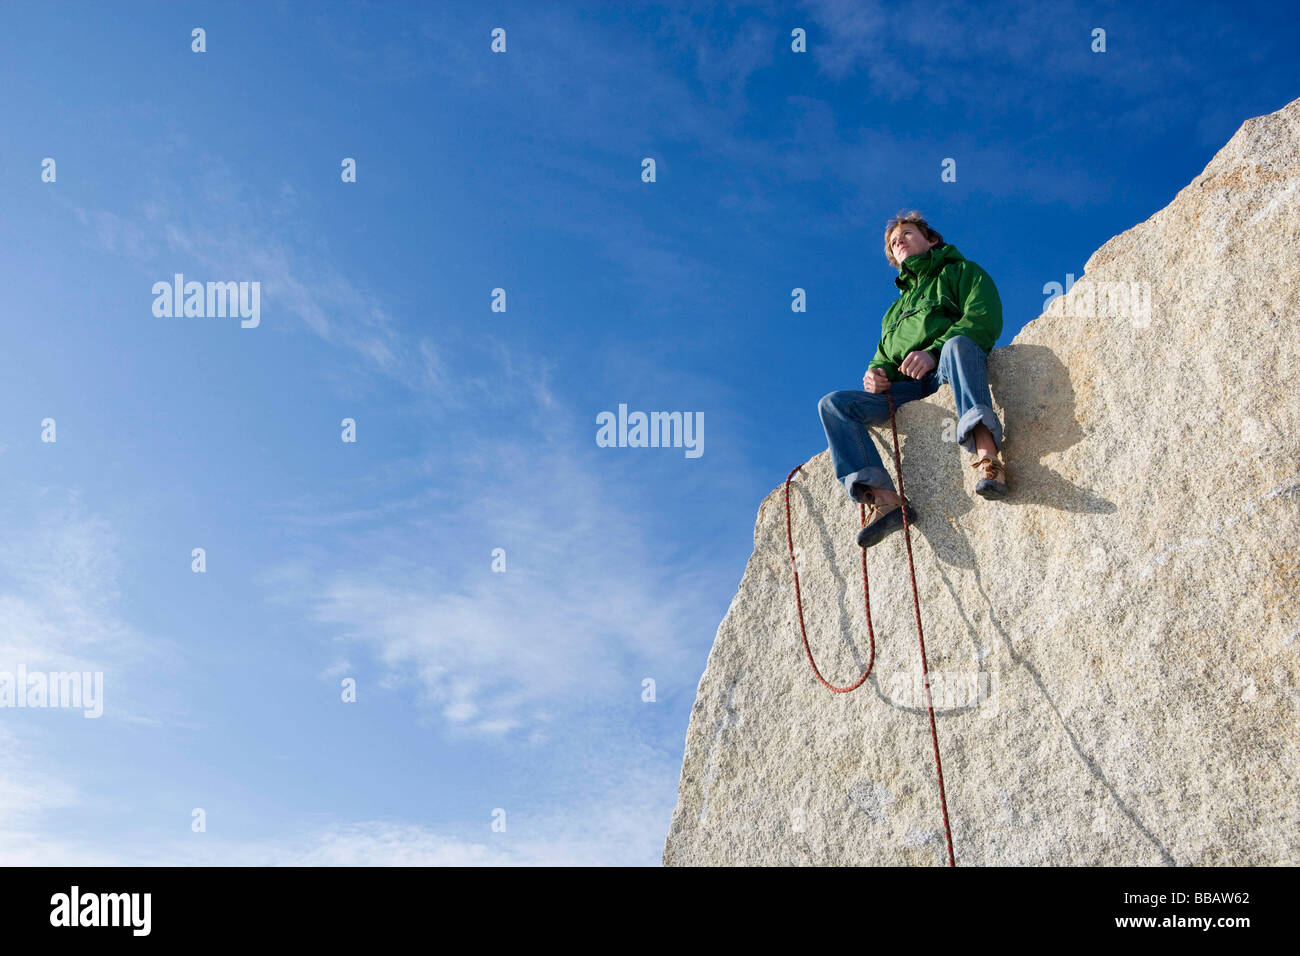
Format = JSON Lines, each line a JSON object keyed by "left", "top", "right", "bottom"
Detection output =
{"left": 663, "top": 97, "right": 1300, "bottom": 866}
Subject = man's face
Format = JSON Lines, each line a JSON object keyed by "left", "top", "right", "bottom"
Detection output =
{"left": 890, "top": 223, "right": 939, "bottom": 266}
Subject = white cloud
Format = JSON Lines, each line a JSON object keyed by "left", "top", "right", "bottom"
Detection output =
{"left": 0, "top": 727, "right": 80, "bottom": 831}
{"left": 0, "top": 490, "right": 155, "bottom": 678}
{"left": 57, "top": 180, "right": 417, "bottom": 392}
{"left": 270, "top": 426, "right": 720, "bottom": 737}
{"left": 0, "top": 729, "right": 674, "bottom": 866}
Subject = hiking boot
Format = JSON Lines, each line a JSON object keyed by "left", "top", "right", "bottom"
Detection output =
{"left": 971, "top": 454, "right": 1008, "bottom": 499}
{"left": 856, "top": 494, "right": 917, "bottom": 548}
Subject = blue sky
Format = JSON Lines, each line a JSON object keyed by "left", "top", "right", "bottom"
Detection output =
{"left": 0, "top": 0, "right": 1295, "bottom": 865}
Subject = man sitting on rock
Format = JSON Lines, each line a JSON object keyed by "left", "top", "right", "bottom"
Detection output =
{"left": 818, "top": 210, "right": 1007, "bottom": 548}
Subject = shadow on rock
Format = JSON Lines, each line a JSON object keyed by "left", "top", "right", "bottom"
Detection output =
{"left": 986, "top": 343, "right": 1118, "bottom": 517}
{"left": 862, "top": 343, "right": 1117, "bottom": 572}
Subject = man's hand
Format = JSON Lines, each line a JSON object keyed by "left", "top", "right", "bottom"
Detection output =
{"left": 899, "top": 349, "right": 937, "bottom": 379}
{"left": 862, "top": 368, "right": 891, "bottom": 393}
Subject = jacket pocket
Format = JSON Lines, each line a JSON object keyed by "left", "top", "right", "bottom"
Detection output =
{"left": 883, "top": 311, "right": 913, "bottom": 339}
{"left": 886, "top": 298, "right": 938, "bottom": 333}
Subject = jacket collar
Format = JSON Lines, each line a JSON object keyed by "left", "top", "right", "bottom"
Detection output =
{"left": 895, "top": 243, "right": 962, "bottom": 290}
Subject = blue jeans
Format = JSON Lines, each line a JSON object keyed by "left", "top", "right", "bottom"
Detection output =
{"left": 817, "top": 335, "right": 1003, "bottom": 503}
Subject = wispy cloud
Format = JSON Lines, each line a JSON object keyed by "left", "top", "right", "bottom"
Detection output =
{"left": 0, "top": 485, "right": 206, "bottom": 746}
{"left": 0, "top": 726, "right": 80, "bottom": 833}
{"left": 260, "top": 416, "right": 722, "bottom": 739}
{"left": 0, "top": 808, "right": 670, "bottom": 866}
{"left": 0, "top": 489, "right": 152, "bottom": 678}
{"left": 0, "top": 726, "right": 673, "bottom": 865}
{"left": 54, "top": 150, "right": 427, "bottom": 393}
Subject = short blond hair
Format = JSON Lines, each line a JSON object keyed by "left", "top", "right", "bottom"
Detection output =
{"left": 883, "top": 210, "right": 944, "bottom": 267}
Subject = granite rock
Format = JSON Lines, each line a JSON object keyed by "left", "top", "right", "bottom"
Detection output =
{"left": 663, "top": 97, "right": 1300, "bottom": 866}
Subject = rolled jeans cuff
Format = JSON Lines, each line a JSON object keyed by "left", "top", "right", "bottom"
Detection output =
{"left": 956, "top": 405, "right": 1003, "bottom": 455}
{"left": 842, "top": 465, "right": 894, "bottom": 503}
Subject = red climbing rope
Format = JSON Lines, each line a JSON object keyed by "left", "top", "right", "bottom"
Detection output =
{"left": 783, "top": 391, "right": 956, "bottom": 867}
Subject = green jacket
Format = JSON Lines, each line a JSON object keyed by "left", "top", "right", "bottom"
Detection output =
{"left": 867, "top": 243, "right": 1002, "bottom": 382}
